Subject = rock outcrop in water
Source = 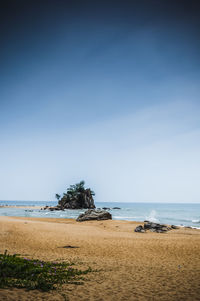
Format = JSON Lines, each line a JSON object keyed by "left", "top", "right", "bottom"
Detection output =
{"left": 76, "top": 209, "right": 112, "bottom": 222}
{"left": 44, "top": 181, "right": 95, "bottom": 211}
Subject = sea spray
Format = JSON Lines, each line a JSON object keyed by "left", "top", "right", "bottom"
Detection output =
{"left": 145, "top": 210, "right": 160, "bottom": 223}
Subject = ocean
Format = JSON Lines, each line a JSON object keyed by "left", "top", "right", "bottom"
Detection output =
{"left": 0, "top": 200, "right": 200, "bottom": 229}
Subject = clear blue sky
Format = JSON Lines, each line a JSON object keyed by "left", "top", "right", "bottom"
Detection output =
{"left": 0, "top": 0, "right": 200, "bottom": 202}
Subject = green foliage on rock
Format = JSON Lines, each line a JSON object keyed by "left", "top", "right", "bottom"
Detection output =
{"left": 65, "top": 181, "right": 95, "bottom": 196}
{"left": 57, "top": 181, "right": 96, "bottom": 209}
{"left": 55, "top": 193, "right": 61, "bottom": 201}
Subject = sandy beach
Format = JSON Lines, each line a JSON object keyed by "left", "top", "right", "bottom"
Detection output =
{"left": 0, "top": 216, "right": 200, "bottom": 301}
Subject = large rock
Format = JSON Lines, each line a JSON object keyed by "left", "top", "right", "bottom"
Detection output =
{"left": 59, "top": 188, "right": 95, "bottom": 210}
{"left": 76, "top": 209, "right": 112, "bottom": 222}
{"left": 46, "top": 181, "right": 96, "bottom": 211}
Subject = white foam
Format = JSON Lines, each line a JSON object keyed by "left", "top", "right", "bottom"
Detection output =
{"left": 145, "top": 210, "right": 160, "bottom": 223}
{"left": 192, "top": 219, "right": 200, "bottom": 223}
{"left": 115, "top": 216, "right": 133, "bottom": 219}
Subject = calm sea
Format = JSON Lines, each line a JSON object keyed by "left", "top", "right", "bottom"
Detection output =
{"left": 0, "top": 200, "right": 200, "bottom": 229}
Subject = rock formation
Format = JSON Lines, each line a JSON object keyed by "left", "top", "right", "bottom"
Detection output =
{"left": 76, "top": 209, "right": 112, "bottom": 222}
{"left": 134, "top": 221, "right": 179, "bottom": 233}
{"left": 58, "top": 186, "right": 95, "bottom": 210}
{"left": 44, "top": 181, "right": 96, "bottom": 211}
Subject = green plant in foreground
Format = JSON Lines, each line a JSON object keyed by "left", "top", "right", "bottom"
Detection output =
{"left": 0, "top": 250, "right": 91, "bottom": 291}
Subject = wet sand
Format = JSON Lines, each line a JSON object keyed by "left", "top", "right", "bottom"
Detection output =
{"left": 0, "top": 206, "right": 42, "bottom": 209}
{"left": 0, "top": 216, "right": 200, "bottom": 301}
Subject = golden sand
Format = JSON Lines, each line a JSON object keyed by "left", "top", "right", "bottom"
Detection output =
{"left": 0, "top": 216, "right": 200, "bottom": 301}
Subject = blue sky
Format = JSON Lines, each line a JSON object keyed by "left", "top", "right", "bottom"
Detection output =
{"left": 0, "top": 0, "right": 200, "bottom": 202}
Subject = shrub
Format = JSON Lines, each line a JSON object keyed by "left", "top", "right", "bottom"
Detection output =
{"left": 0, "top": 250, "right": 91, "bottom": 291}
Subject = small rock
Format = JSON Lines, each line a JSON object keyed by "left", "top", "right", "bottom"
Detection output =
{"left": 161, "top": 227, "right": 169, "bottom": 231}
{"left": 43, "top": 206, "right": 49, "bottom": 210}
{"left": 171, "top": 225, "right": 179, "bottom": 229}
{"left": 150, "top": 228, "right": 157, "bottom": 232}
{"left": 134, "top": 225, "right": 145, "bottom": 233}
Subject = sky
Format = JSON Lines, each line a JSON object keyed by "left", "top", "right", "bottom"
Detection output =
{"left": 0, "top": 0, "right": 200, "bottom": 202}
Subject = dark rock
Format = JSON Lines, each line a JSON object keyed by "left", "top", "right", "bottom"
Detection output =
{"left": 134, "top": 225, "right": 145, "bottom": 233}
{"left": 144, "top": 222, "right": 156, "bottom": 230}
{"left": 112, "top": 207, "right": 121, "bottom": 209}
{"left": 58, "top": 181, "right": 95, "bottom": 209}
{"left": 144, "top": 222, "right": 167, "bottom": 230}
{"left": 76, "top": 209, "right": 112, "bottom": 222}
{"left": 48, "top": 206, "right": 63, "bottom": 211}
{"left": 156, "top": 229, "right": 166, "bottom": 233}
{"left": 43, "top": 206, "right": 49, "bottom": 210}
{"left": 161, "top": 227, "right": 169, "bottom": 231}
{"left": 171, "top": 225, "right": 179, "bottom": 229}
{"left": 62, "top": 245, "right": 79, "bottom": 249}
{"left": 102, "top": 207, "right": 111, "bottom": 210}
{"left": 149, "top": 228, "right": 157, "bottom": 232}
{"left": 142, "top": 221, "right": 178, "bottom": 233}
{"left": 134, "top": 222, "right": 180, "bottom": 234}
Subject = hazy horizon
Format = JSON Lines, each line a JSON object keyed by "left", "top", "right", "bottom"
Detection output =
{"left": 1, "top": 0, "right": 200, "bottom": 203}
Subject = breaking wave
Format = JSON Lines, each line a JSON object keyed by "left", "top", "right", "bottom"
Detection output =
{"left": 145, "top": 210, "right": 160, "bottom": 223}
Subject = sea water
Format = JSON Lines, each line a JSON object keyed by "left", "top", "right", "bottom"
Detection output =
{"left": 0, "top": 200, "right": 200, "bottom": 229}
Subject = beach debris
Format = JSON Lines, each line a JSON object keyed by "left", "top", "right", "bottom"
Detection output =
{"left": 134, "top": 222, "right": 179, "bottom": 233}
{"left": 76, "top": 209, "right": 112, "bottom": 222}
{"left": 61, "top": 245, "right": 79, "bottom": 249}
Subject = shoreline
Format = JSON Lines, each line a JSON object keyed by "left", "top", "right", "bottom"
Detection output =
{"left": 0, "top": 213, "right": 200, "bottom": 229}
{"left": 0, "top": 205, "right": 42, "bottom": 209}
{"left": 0, "top": 205, "right": 200, "bottom": 230}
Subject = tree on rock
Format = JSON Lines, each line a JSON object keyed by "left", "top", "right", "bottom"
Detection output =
{"left": 58, "top": 181, "right": 95, "bottom": 209}
{"left": 55, "top": 194, "right": 61, "bottom": 201}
